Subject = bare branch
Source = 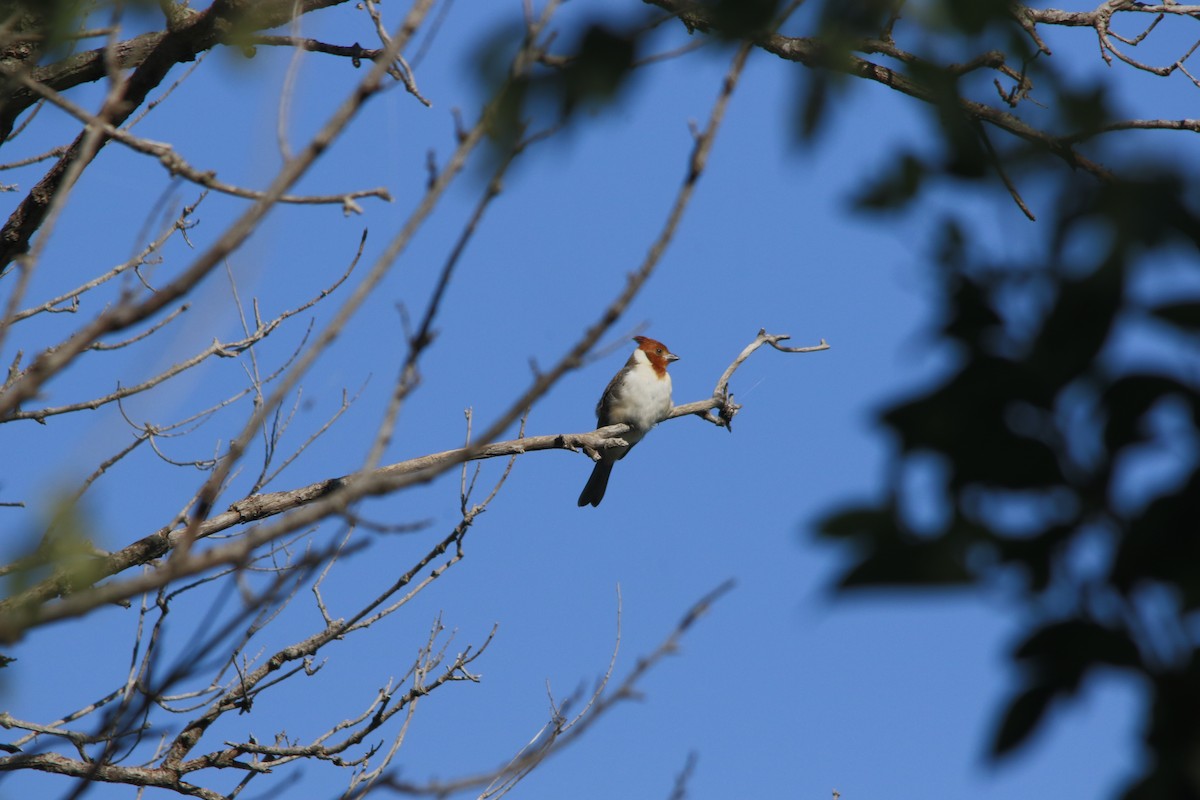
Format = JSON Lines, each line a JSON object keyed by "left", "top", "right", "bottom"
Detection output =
{"left": 5, "top": 242, "right": 358, "bottom": 423}
{"left": 6, "top": 71, "right": 393, "bottom": 210}
{"left": 0, "top": 2, "right": 429, "bottom": 422}
{"left": 650, "top": 0, "right": 1200, "bottom": 188}
{"left": 0, "top": 327, "right": 821, "bottom": 638}
{"left": 380, "top": 581, "right": 736, "bottom": 797}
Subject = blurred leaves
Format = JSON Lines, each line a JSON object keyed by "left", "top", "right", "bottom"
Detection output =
{"left": 1100, "top": 374, "right": 1191, "bottom": 455}
{"left": 477, "top": 18, "right": 641, "bottom": 153}
{"left": 821, "top": 155, "right": 1200, "bottom": 790}
{"left": 0, "top": 0, "right": 159, "bottom": 55}
{"left": 991, "top": 617, "right": 1139, "bottom": 757}
{"left": 1127, "top": 656, "right": 1200, "bottom": 799}
{"left": 1027, "top": 258, "right": 1122, "bottom": 388}
{"left": 1149, "top": 301, "right": 1200, "bottom": 333}
{"left": 819, "top": 508, "right": 972, "bottom": 586}
{"left": 841, "top": 537, "right": 974, "bottom": 587}
{"left": 813, "top": 0, "right": 899, "bottom": 39}
{"left": 804, "top": 4, "right": 1200, "bottom": 796}
{"left": 854, "top": 154, "right": 925, "bottom": 209}
{"left": 5, "top": 494, "right": 104, "bottom": 597}
{"left": 1112, "top": 467, "right": 1200, "bottom": 605}
{"left": 991, "top": 683, "right": 1057, "bottom": 757}
{"left": 561, "top": 24, "right": 638, "bottom": 112}
{"left": 936, "top": 0, "right": 1018, "bottom": 36}
{"left": 702, "top": 0, "right": 783, "bottom": 40}
{"left": 0, "top": 0, "right": 87, "bottom": 53}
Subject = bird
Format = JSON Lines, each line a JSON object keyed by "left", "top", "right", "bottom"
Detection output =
{"left": 577, "top": 335, "right": 679, "bottom": 507}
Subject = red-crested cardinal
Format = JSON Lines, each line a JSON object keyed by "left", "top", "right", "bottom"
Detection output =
{"left": 577, "top": 335, "right": 679, "bottom": 507}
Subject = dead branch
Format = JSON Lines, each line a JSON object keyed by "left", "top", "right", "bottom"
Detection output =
{"left": 0, "top": 327, "right": 823, "bottom": 639}
{"left": 0, "top": 2, "right": 431, "bottom": 423}
{"left": 6, "top": 70, "right": 392, "bottom": 211}
{"left": 650, "top": 0, "right": 1200, "bottom": 190}
{"left": 379, "top": 580, "right": 736, "bottom": 797}
{"left": 4, "top": 233, "right": 359, "bottom": 424}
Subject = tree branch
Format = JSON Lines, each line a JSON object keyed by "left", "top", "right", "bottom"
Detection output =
{"left": 0, "top": 1, "right": 427, "bottom": 421}
{"left": 0, "top": 0, "right": 369, "bottom": 270}
{"left": 648, "top": 0, "right": 1200, "bottom": 185}
{"left": 379, "top": 580, "right": 736, "bottom": 797}
{"left": 0, "top": 329, "right": 825, "bottom": 640}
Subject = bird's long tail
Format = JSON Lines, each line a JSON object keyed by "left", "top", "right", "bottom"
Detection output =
{"left": 577, "top": 461, "right": 613, "bottom": 507}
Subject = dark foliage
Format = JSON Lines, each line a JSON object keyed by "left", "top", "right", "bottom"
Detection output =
{"left": 813, "top": 30, "right": 1200, "bottom": 800}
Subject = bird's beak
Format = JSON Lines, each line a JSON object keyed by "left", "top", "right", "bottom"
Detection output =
{"left": 667, "top": 353, "right": 680, "bottom": 362}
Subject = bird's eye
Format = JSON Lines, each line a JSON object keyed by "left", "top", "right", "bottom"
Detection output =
{"left": 656, "top": 348, "right": 663, "bottom": 354}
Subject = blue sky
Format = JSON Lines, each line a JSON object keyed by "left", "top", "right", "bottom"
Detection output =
{"left": 2, "top": 2, "right": 1191, "bottom": 798}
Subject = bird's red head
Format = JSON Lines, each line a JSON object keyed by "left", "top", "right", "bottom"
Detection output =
{"left": 633, "top": 335, "right": 680, "bottom": 376}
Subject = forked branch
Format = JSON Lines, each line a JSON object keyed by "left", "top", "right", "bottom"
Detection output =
{"left": 0, "top": 328, "right": 825, "bottom": 639}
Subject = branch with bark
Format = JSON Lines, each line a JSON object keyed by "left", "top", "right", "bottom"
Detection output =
{"left": 0, "top": 14, "right": 801, "bottom": 795}
{"left": 0, "top": 328, "right": 827, "bottom": 641}
{"left": 648, "top": 0, "right": 1200, "bottom": 190}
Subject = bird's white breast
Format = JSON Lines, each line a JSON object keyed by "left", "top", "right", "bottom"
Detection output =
{"left": 608, "top": 349, "right": 673, "bottom": 433}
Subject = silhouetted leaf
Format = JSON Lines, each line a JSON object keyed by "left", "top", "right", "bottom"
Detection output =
{"left": 706, "top": 0, "right": 782, "bottom": 39}
{"left": 1126, "top": 655, "right": 1200, "bottom": 798}
{"left": 991, "top": 684, "right": 1056, "bottom": 757}
{"left": 881, "top": 356, "right": 1065, "bottom": 490}
{"left": 882, "top": 361, "right": 1011, "bottom": 454}
{"left": 941, "top": 0, "right": 1014, "bottom": 34}
{"left": 1029, "top": 258, "right": 1122, "bottom": 388}
{"left": 1058, "top": 84, "right": 1113, "bottom": 138}
{"left": 940, "top": 272, "right": 1003, "bottom": 348}
{"left": 854, "top": 154, "right": 925, "bottom": 210}
{"left": 817, "top": 506, "right": 898, "bottom": 540}
{"left": 1101, "top": 374, "right": 1190, "bottom": 454}
{"left": 797, "top": 72, "right": 829, "bottom": 141}
{"left": 1014, "top": 619, "right": 1141, "bottom": 675}
{"left": 1149, "top": 301, "right": 1200, "bottom": 333}
{"left": 816, "top": 0, "right": 899, "bottom": 38}
{"left": 1112, "top": 466, "right": 1200, "bottom": 605}
{"left": 840, "top": 539, "right": 972, "bottom": 587}
{"left": 1122, "top": 769, "right": 1192, "bottom": 800}
{"left": 560, "top": 24, "right": 638, "bottom": 114}
{"left": 991, "top": 529, "right": 1069, "bottom": 593}
{"left": 1094, "top": 173, "right": 1188, "bottom": 248}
